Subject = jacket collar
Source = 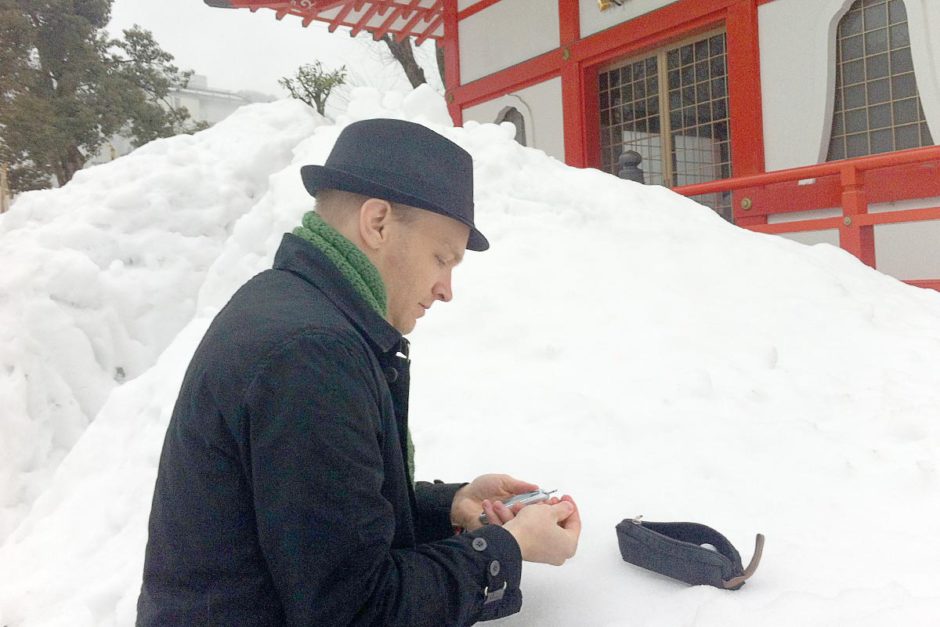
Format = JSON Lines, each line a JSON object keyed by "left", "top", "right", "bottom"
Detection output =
{"left": 273, "top": 233, "right": 404, "bottom": 355}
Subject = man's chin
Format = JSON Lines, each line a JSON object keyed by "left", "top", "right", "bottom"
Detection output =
{"left": 393, "top": 317, "right": 418, "bottom": 335}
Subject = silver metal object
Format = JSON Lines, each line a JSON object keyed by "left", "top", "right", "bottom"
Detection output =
{"left": 478, "top": 489, "right": 557, "bottom": 525}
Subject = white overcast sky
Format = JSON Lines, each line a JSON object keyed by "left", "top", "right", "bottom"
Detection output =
{"left": 108, "top": 0, "right": 438, "bottom": 97}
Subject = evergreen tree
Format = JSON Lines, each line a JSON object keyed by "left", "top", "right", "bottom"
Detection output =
{"left": 0, "top": 0, "right": 206, "bottom": 193}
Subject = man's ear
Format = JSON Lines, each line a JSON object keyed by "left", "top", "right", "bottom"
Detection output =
{"left": 358, "top": 198, "right": 392, "bottom": 251}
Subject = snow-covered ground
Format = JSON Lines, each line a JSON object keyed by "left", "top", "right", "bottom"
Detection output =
{"left": 1, "top": 85, "right": 939, "bottom": 626}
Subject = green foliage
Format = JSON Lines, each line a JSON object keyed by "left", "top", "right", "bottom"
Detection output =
{"left": 279, "top": 61, "right": 346, "bottom": 117}
{"left": 0, "top": 0, "right": 207, "bottom": 192}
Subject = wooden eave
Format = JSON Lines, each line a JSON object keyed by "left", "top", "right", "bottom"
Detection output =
{"left": 203, "top": 0, "right": 444, "bottom": 43}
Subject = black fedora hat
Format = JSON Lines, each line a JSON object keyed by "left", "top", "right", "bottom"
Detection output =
{"left": 301, "top": 118, "right": 489, "bottom": 251}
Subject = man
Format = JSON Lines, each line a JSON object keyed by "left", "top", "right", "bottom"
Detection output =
{"left": 137, "top": 118, "right": 581, "bottom": 626}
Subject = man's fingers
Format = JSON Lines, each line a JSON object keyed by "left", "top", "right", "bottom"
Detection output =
{"left": 548, "top": 501, "right": 575, "bottom": 523}
{"left": 558, "top": 497, "right": 581, "bottom": 556}
{"left": 483, "top": 500, "right": 515, "bottom": 526}
{"left": 493, "top": 501, "right": 515, "bottom": 524}
{"left": 482, "top": 500, "right": 499, "bottom": 526}
{"left": 503, "top": 475, "right": 539, "bottom": 494}
{"left": 559, "top": 496, "right": 581, "bottom": 527}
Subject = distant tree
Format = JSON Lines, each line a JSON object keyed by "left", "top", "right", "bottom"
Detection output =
{"left": 379, "top": 35, "right": 426, "bottom": 89}
{"left": 435, "top": 41, "right": 446, "bottom": 87}
{"left": 0, "top": 1, "right": 206, "bottom": 193}
{"left": 279, "top": 61, "right": 347, "bottom": 116}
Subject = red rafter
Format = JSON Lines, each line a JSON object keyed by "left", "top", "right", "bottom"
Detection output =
{"left": 215, "top": 1, "right": 444, "bottom": 41}
{"left": 401, "top": 0, "right": 421, "bottom": 19}
{"left": 350, "top": 2, "right": 383, "bottom": 37}
{"left": 328, "top": 1, "right": 357, "bottom": 32}
{"left": 414, "top": 12, "right": 442, "bottom": 46}
{"left": 395, "top": 4, "right": 428, "bottom": 41}
{"left": 372, "top": 4, "right": 407, "bottom": 40}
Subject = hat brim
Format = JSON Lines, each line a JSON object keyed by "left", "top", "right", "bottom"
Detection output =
{"left": 301, "top": 164, "right": 489, "bottom": 252}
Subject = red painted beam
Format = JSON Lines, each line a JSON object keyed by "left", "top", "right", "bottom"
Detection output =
{"left": 905, "top": 280, "right": 940, "bottom": 291}
{"left": 452, "top": 49, "right": 562, "bottom": 109}
{"left": 401, "top": 0, "right": 420, "bottom": 19}
{"left": 725, "top": 0, "right": 765, "bottom": 176}
{"left": 372, "top": 3, "right": 407, "bottom": 40}
{"left": 458, "top": 0, "right": 501, "bottom": 21}
{"left": 839, "top": 165, "right": 875, "bottom": 267}
{"left": 559, "top": 0, "right": 583, "bottom": 166}
{"left": 745, "top": 207, "right": 940, "bottom": 245}
{"left": 415, "top": 13, "right": 443, "bottom": 46}
{"left": 395, "top": 4, "right": 428, "bottom": 41}
{"left": 854, "top": 206, "right": 940, "bottom": 227}
{"left": 735, "top": 161, "right": 940, "bottom": 217}
{"left": 675, "top": 146, "right": 940, "bottom": 196}
{"left": 350, "top": 2, "right": 382, "bottom": 37}
{"left": 748, "top": 217, "right": 845, "bottom": 234}
{"left": 568, "top": 0, "right": 736, "bottom": 66}
{"left": 558, "top": 0, "right": 579, "bottom": 45}
{"left": 327, "top": 2, "right": 356, "bottom": 31}
{"left": 442, "top": 0, "right": 462, "bottom": 125}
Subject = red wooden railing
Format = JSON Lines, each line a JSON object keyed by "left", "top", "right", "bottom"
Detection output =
{"left": 675, "top": 146, "right": 940, "bottom": 291}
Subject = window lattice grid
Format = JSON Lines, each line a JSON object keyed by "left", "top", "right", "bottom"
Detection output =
{"left": 597, "top": 32, "right": 734, "bottom": 221}
{"left": 828, "top": 0, "right": 933, "bottom": 160}
{"left": 599, "top": 56, "right": 665, "bottom": 186}
{"left": 666, "top": 34, "right": 732, "bottom": 188}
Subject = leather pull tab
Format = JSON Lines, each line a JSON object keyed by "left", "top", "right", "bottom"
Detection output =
{"left": 722, "top": 534, "right": 765, "bottom": 589}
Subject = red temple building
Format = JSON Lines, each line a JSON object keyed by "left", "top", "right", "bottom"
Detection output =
{"left": 205, "top": 0, "right": 940, "bottom": 290}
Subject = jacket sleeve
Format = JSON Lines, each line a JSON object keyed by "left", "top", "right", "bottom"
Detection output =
{"left": 243, "top": 330, "right": 523, "bottom": 626}
{"left": 414, "top": 480, "right": 466, "bottom": 543}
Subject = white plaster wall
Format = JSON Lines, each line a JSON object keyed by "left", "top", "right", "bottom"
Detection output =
{"left": 462, "top": 77, "right": 565, "bottom": 161}
{"left": 907, "top": 0, "right": 940, "bottom": 137}
{"left": 759, "top": 0, "right": 940, "bottom": 173}
{"left": 777, "top": 230, "right": 841, "bottom": 249}
{"left": 769, "top": 207, "right": 841, "bottom": 248}
{"left": 579, "top": 0, "right": 679, "bottom": 38}
{"left": 764, "top": 197, "right": 940, "bottom": 280}
{"left": 871, "top": 197, "right": 940, "bottom": 279}
{"left": 459, "top": 0, "right": 559, "bottom": 83}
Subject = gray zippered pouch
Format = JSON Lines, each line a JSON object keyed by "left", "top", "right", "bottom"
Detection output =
{"left": 615, "top": 518, "right": 764, "bottom": 590}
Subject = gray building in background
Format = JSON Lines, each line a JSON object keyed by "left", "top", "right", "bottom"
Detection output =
{"left": 89, "top": 75, "right": 275, "bottom": 165}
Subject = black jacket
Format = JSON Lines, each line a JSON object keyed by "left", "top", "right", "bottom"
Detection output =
{"left": 137, "top": 234, "right": 522, "bottom": 626}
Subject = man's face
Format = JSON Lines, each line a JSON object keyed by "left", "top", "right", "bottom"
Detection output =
{"left": 381, "top": 208, "right": 470, "bottom": 335}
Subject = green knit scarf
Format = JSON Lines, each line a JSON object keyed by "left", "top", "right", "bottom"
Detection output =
{"left": 293, "top": 211, "right": 415, "bottom": 480}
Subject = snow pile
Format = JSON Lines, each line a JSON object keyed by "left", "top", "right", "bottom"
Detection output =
{"left": 1, "top": 84, "right": 940, "bottom": 626}
{"left": 0, "top": 99, "right": 324, "bottom": 540}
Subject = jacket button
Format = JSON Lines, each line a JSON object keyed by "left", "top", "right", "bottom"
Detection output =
{"left": 384, "top": 367, "right": 399, "bottom": 382}
{"left": 472, "top": 537, "right": 488, "bottom": 552}
{"left": 489, "top": 560, "right": 501, "bottom": 576}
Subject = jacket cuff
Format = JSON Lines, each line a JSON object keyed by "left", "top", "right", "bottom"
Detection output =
{"left": 467, "top": 524, "right": 523, "bottom": 622}
{"left": 414, "top": 480, "right": 466, "bottom": 543}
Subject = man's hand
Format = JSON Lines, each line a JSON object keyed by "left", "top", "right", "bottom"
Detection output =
{"left": 503, "top": 496, "right": 581, "bottom": 566}
{"left": 450, "top": 474, "right": 539, "bottom": 531}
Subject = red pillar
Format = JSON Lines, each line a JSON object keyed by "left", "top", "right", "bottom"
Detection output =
{"left": 559, "top": 0, "right": 585, "bottom": 166}
{"left": 442, "top": 0, "right": 462, "bottom": 125}
{"left": 726, "top": 0, "right": 766, "bottom": 223}
{"left": 839, "top": 165, "right": 876, "bottom": 268}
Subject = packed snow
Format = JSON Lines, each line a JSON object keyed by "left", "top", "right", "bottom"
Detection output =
{"left": 1, "top": 85, "right": 939, "bottom": 626}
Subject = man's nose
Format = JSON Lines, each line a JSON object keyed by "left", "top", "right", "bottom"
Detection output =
{"left": 433, "top": 271, "right": 453, "bottom": 303}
